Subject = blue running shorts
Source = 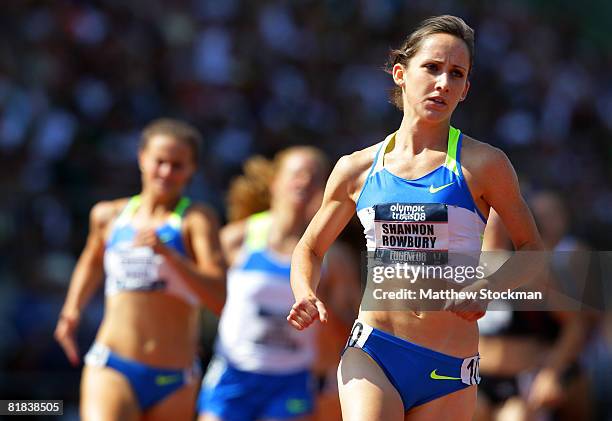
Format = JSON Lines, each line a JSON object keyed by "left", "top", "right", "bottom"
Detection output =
{"left": 84, "top": 342, "right": 199, "bottom": 411}
{"left": 343, "top": 320, "right": 480, "bottom": 410}
{"left": 197, "top": 355, "right": 314, "bottom": 421}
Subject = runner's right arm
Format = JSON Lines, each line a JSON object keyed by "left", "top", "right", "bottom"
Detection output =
{"left": 54, "top": 201, "right": 116, "bottom": 366}
{"left": 288, "top": 155, "right": 361, "bottom": 331}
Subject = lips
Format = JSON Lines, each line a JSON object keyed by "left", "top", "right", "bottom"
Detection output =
{"left": 427, "top": 96, "right": 447, "bottom": 105}
{"left": 153, "top": 179, "right": 173, "bottom": 189}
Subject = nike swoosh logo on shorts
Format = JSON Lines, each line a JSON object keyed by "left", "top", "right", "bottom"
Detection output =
{"left": 430, "top": 369, "right": 461, "bottom": 380}
{"left": 286, "top": 398, "right": 309, "bottom": 414}
{"left": 155, "top": 374, "right": 182, "bottom": 386}
{"left": 429, "top": 182, "right": 455, "bottom": 194}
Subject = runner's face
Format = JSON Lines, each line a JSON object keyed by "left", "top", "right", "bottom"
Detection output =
{"left": 272, "top": 151, "right": 326, "bottom": 213}
{"left": 395, "top": 33, "right": 470, "bottom": 123}
{"left": 139, "top": 135, "right": 195, "bottom": 199}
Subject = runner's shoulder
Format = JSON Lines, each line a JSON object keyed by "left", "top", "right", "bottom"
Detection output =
{"left": 220, "top": 218, "right": 248, "bottom": 253}
{"left": 181, "top": 203, "right": 222, "bottom": 242}
{"left": 184, "top": 202, "right": 219, "bottom": 224}
{"left": 333, "top": 143, "right": 381, "bottom": 187}
{"left": 461, "top": 134, "right": 512, "bottom": 176}
{"left": 90, "top": 198, "right": 129, "bottom": 230}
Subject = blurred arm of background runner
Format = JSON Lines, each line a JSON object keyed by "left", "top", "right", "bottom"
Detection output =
{"left": 317, "top": 242, "right": 362, "bottom": 346}
{"left": 313, "top": 241, "right": 361, "bottom": 421}
{"left": 134, "top": 204, "right": 227, "bottom": 315}
{"left": 526, "top": 216, "right": 594, "bottom": 410}
{"left": 526, "top": 311, "right": 589, "bottom": 410}
{"left": 54, "top": 201, "right": 114, "bottom": 366}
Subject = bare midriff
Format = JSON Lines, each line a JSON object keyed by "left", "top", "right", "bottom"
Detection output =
{"left": 359, "top": 309, "right": 479, "bottom": 359}
{"left": 96, "top": 292, "right": 199, "bottom": 368}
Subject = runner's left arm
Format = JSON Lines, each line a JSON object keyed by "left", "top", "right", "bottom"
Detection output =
{"left": 474, "top": 146, "right": 544, "bottom": 291}
{"left": 134, "top": 204, "right": 226, "bottom": 314}
{"left": 447, "top": 146, "right": 544, "bottom": 319}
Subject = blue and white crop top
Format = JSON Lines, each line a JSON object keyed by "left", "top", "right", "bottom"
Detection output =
{"left": 103, "top": 195, "right": 199, "bottom": 306}
{"left": 216, "top": 211, "right": 316, "bottom": 374}
{"left": 356, "top": 127, "right": 486, "bottom": 263}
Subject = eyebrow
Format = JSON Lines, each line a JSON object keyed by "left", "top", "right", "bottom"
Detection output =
{"left": 425, "top": 59, "right": 467, "bottom": 71}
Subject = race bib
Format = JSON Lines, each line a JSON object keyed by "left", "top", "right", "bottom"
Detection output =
{"left": 202, "top": 355, "right": 227, "bottom": 390}
{"left": 374, "top": 203, "right": 449, "bottom": 265}
{"left": 106, "top": 246, "right": 165, "bottom": 291}
{"left": 344, "top": 320, "right": 373, "bottom": 351}
{"left": 460, "top": 355, "right": 481, "bottom": 385}
{"left": 84, "top": 343, "right": 110, "bottom": 367}
{"left": 254, "top": 306, "right": 300, "bottom": 351}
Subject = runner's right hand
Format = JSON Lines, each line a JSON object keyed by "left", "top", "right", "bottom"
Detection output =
{"left": 287, "top": 295, "right": 328, "bottom": 330}
{"left": 54, "top": 313, "right": 80, "bottom": 366}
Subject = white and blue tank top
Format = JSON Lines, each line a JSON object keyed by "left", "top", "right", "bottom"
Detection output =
{"left": 216, "top": 211, "right": 316, "bottom": 374}
{"left": 103, "top": 195, "right": 199, "bottom": 306}
{"left": 356, "top": 127, "right": 486, "bottom": 264}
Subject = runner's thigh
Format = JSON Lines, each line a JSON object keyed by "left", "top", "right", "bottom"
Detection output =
{"left": 337, "top": 347, "right": 404, "bottom": 421}
{"left": 81, "top": 365, "right": 140, "bottom": 421}
{"left": 405, "top": 385, "right": 476, "bottom": 421}
{"left": 197, "top": 413, "right": 223, "bottom": 421}
{"left": 144, "top": 380, "right": 199, "bottom": 421}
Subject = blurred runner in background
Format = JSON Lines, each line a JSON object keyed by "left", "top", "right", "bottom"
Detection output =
{"left": 198, "top": 146, "right": 359, "bottom": 421}
{"left": 476, "top": 192, "right": 593, "bottom": 421}
{"left": 55, "top": 118, "right": 225, "bottom": 420}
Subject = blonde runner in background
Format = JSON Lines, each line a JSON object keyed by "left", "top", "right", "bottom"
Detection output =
{"left": 198, "top": 147, "right": 359, "bottom": 421}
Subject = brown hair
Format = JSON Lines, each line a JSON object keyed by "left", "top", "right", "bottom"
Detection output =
{"left": 386, "top": 15, "right": 475, "bottom": 110}
{"left": 226, "top": 146, "right": 330, "bottom": 222}
{"left": 140, "top": 118, "right": 202, "bottom": 164}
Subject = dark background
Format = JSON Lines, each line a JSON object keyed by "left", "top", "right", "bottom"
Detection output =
{"left": 1, "top": 0, "right": 611, "bottom": 419}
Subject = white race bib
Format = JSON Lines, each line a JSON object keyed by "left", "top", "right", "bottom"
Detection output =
{"left": 105, "top": 246, "right": 164, "bottom": 291}
{"left": 374, "top": 203, "right": 449, "bottom": 265}
{"left": 345, "top": 320, "right": 374, "bottom": 351}
{"left": 460, "top": 355, "right": 481, "bottom": 385}
{"left": 84, "top": 343, "right": 110, "bottom": 367}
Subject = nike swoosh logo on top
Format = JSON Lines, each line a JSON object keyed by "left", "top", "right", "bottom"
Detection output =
{"left": 428, "top": 182, "right": 455, "bottom": 194}
{"left": 430, "top": 369, "right": 461, "bottom": 380}
{"left": 159, "top": 232, "right": 173, "bottom": 243}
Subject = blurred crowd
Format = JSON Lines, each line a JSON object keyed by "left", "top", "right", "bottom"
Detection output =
{"left": 1, "top": 0, "right": 611, "bottom": 419}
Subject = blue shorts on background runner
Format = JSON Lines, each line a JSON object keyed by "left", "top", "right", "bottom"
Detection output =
{"left": 197, "top": 355, "right": 314, "bottom": 421}
{"left": 84, "top": 343, "right": 199, "bottom": 411}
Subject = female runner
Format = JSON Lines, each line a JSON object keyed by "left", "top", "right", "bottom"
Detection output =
{"left": 55, "top": 118, "right": 225, "bottom": 420}
{"left": 287, "top": 15, "right": 542, "bottom": 421}
{"left": 198, "top": 146, "right": 358, "bottom": 421}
